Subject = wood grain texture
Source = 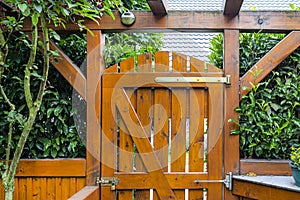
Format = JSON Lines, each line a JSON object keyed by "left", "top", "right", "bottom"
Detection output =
{"left": 232, "top": 179, "right": 300, "bottom": 200}
{"left": 224, "top": 30, "right": 240, "bottom": 200}
{"left": 240, "top": 31, "right": 300, "bottom": 98}
{"left": 147, "top": 0, "right": 168, "bottom": 16}
{"left": 68, "top": 186, "right": 99, "bottom": 200}
{"left": 101, "top": 51, "right": 229, "bottom": 200}
{"left": 20, "top": 11, "right": 300, "bottom": 32}
{"left": 119, "top": 54, "right": 135, "bottom": 200}
{"left": 136, "top": 53, "right": 152, "bottom": 200}
{"left": 240, "top": 159, "right": 292, "bottom": 176}
{"left": 49, "top": 40, "right": 86, "bottom": 100}
{"left": 223, "top": 0, "right": 244, "bottom": 16}
{"left": 0, "top": 177, "right": 85, "bottom": 200}
{"left": 86, "top": 30, "right": 103, "bottom": 187}
{"left": 10, "top": 159, "right": 85, "bottom": 177}
{"left": 115, "top": 88, "right": 176, "bottom": 199}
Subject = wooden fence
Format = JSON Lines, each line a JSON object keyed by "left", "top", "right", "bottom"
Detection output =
{"left": 0, "top": 159, "right": 85, "bottom": 200}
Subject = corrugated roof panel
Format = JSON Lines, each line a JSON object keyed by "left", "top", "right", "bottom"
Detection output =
{"left": 167, "top": 0, "right": 300, "bottom": 11}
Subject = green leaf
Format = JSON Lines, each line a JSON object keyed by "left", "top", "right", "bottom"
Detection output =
{"left": 31, "top": 13, "right": 39, "bottom": 26}
{"left": 34, "top": 4, "right": 43, "bottom": 13}
{"left": 18, "top": 3, "right": 28, "bottom": 13}
{"left": 54, "top": 106, "right": 63, "bottom": 116}
{"left": 62, "top": 8, "right": 69, "bottom": 16}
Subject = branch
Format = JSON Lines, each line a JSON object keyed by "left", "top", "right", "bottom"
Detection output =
{"left": 24, "top": 24, "right": 38, "bottom": 110}
{"left": 34, "top": 13, "right": 49, "bottom": 110}
{"left": 6, "top": 22, "right": 39, "bottom": 184}
{"left": 0, "top": 22, "right": 15, "bottom": 176}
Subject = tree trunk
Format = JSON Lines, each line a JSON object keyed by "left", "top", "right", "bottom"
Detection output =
{"left": 5, "top": 189, "right": 13, "bottom": 200}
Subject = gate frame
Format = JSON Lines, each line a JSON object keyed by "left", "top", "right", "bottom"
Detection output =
{"left": 17, "top": 2, "right": 300, "bottom": 199}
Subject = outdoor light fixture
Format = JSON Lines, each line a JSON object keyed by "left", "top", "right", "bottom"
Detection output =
{"left": 121, "top": 11, "right": 136, "bottom": 26}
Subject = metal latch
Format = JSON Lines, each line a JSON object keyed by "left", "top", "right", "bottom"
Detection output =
{"left": 155, "top": 75, "right": 231, "bottom": 85}
{"left": 194, "top": 172, "right": 233, "bottom": 191}
{"left": 96, "top": 177, "right": 120, "bottom": 191}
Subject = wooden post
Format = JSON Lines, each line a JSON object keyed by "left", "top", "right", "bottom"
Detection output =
{"left": 223, "top": 30, "right": 240, "bottom": 200}
{"left": 86, "top": 30, "right": 105, "bottom": 189}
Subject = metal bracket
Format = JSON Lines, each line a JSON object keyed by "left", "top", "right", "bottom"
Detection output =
{"left": 194, "top": 172, "right": 233, "bottom": 191}
{"left": 155, "top": 75, "right": 231, "bottom": 85}
{"left": 96, "top": 177, "right": 120, "bottom": 191}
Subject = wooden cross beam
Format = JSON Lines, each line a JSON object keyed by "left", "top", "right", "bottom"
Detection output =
{"left": 147, "top": 0, "right": 168, "bottom": 16}
{"left": 223, "top": 0, "right": 244, "bottom": 16}
{"left": 240, "top": 31, "right": 300, "bottom": 99}
{"left": 21, "top": 11, "right": 300, "bottom": 32}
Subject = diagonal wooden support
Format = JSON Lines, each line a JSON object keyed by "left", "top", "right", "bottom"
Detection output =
{"left": 223, "top": 0, "right": 244, "bottom": 16}
{"left": 147, "top": 0, "right": 168, "bottom": 16}
{"left": 49, "top": 41, "right": 86, "bottom": 100}
{"left": 115, "top": 88, "right": 177, "bottom": 200}
{"left": 240, "top": 31, "right": 300, "bottom": 99}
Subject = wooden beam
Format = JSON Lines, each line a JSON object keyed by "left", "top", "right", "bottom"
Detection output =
{"left": 240, "top": 159, "right": 292, "bottom": 176}
{"left": 12, "top": 159, "right": 86, "bottom": 177}
{"left": 147, "top": 0, "right": 168, "bottom": 16}
{"left": 86, "top": 31, "right": 104, "bottom": 185}
{"left": 68, "top": 186, "right": 99, "bottom": 200}
{"left": 232, "top": 179, "right": 300, "bottom": 200}
{"left": 223, "top": 30, "right": 240, "bottom": 200}
{"left": 223, "top": 0, "right": 244, "bottom": 16}
{"left": 240, "top": 31, "right": 300, "bottom": 98}
{"left": 21, "top": 11, "right": 300, "bottom": 32}
{"left": 49, "top": 41, "right": 86, "bottom": 100}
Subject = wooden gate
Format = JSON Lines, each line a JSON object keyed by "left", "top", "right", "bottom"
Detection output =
{"left": 100, "top": 51, "right": 228, "bottom": 200}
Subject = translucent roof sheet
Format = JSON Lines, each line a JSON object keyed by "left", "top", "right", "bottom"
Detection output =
{"left": 167, "top": 0, "right": 300, "bottom": 11}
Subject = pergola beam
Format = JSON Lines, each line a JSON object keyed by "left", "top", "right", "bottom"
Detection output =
{"left": 147, "top": 0, "right": 168, "bottom": 16}
{"left": 49, "top": 41, "right": 86, "bottom": 100}
{"left": 21, "top": 11, "right": 300, "bottom": 32}
{"left": 223, "top": 0, "right": 244, "bottom": 16}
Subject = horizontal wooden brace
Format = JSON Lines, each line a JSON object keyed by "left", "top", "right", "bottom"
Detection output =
{"left": 21, "top": 11, "right": 300, "bottom": 32}
{"left": 114, "top": 172, "right": 222, "bottom": 189}
{"left": 12, "top": 159, "right": 86, "bottom": 177}
{"left": 103, "top": 72, "right": 224, "bottom": 88}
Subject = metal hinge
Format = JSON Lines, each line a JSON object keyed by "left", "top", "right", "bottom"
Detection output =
{"left": 96, "top": 177, "right": 120, "bottom": 191}
{"left": 155, "top": 75, "right": 231, "bottom": 85}
{"left": 194, "top": 172, "right": 233, "bottom": 191}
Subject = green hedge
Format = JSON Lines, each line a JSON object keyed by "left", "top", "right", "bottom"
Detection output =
{"left": 0, "top": 32, "right": 163, "bottom": 159}
{"left": 209, "top": 32, "right": 300, "bottom": 159}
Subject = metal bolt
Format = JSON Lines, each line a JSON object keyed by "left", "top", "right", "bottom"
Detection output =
{"left": 258, "top": 18, "right": 264, "bottom": 25}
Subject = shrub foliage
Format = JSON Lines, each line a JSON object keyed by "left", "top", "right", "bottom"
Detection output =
{"left": 209, "top": 33, "right": 300, "bottom": 159}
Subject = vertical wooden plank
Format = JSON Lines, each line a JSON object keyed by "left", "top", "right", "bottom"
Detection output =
{"left": 189, "top": 57, "right": 205, "bottom": 199}
{"left": 47, "top": 178, "right": 55, "bottom": 200}
{"left": 207, "top": 84, "right": 223, "bottom": 200}
{"left": 27, "top": 178, "right": 33, "bottom": 200}
{"left": 86, "top": 30, "right": 104, "bottom": 193}
{"left": 55, "top": 178, "right": 62, "bottom": 200}
{"left": 224, "top": 29, "right": 240, "bottom": 200}
{"left": 0, "top": 179, "right": 4, "bottom": 200}
{"left": 40, "top": 178, "right": 47, "bottom": 200}
{"left": 61, "top": 178, "right": 70, "bottom": 199}
{"left": 19, "top": 178, "right": 27, "bottom": 200}
{"left": 119, "top": 57, "right": 135, "bottom": 200}
{"left": 32, "top": 177, "right": 41, "bottom": 200}
{"left": 189, "top": 89, "right": 205, "bottom": 200}
{"left": 13, "top": 178, "right": 19, "bottom": 200}
{"left": 135, "top": 53, "right": 153, "bottom": 200}
{"left": 153, "top": 51, "right": 171, "bottom": 200}
{"left": 171, "top": 52, "right": 187, "bottom": 199}
{"left": 69, "top": 178, "right": 77, "bottom": 196}
{"left": 76, "top": 178, "right": 86, "bottom": 192}
{"left": 101, "top": 87, "right": 117, "bottom": 199}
